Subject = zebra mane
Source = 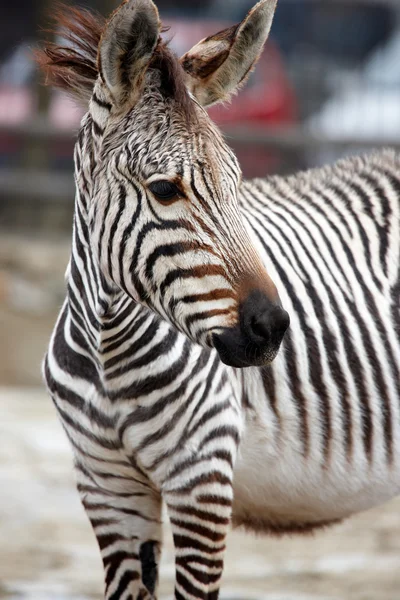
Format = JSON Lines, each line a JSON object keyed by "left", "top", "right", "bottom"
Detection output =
{"left": 35, "top": 3, "right": 194, "bottom": 115}
{"left": 35, "top": 5, "right": 104, "bottom": 104}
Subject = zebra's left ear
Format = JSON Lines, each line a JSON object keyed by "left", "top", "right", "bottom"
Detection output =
{"left": 98, "top": 0, "right": 161, "bottom": 107}
{"left": 181, "top": 0, "right": 277, "bottom": 108}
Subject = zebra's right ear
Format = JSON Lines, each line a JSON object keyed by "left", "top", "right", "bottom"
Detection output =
{"left": 98, "top": 0, "right": 160, "bottom": 108}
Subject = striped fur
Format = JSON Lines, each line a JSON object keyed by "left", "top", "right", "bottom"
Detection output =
{"left": 41, "top": 1, "right": 400, "bottom": 599}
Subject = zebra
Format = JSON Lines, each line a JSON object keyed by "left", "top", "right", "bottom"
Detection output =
{"left": 37, "top": 0, "right": 400, "bottom": 598}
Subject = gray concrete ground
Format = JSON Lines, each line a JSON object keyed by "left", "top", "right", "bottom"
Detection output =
{"left": 1, "top": 387, "right": 400, "bottom": 600}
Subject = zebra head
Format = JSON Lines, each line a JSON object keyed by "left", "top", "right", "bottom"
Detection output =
{"left": 88, "top": 0, "right": 289, "bottom": 367}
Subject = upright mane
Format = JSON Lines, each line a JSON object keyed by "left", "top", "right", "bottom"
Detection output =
{"left": 35, "top": 5, "right": 104, "bottom": 103}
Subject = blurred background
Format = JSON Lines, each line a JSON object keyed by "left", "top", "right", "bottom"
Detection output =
{"left": 1, "top": 1, "right": 400, "bottom": 599}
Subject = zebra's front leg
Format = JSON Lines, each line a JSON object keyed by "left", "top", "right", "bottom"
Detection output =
{"left": 75, "top": 461, "right": 163, "bottom": 600}
{"left": 163, "top": 448, "right": 237, "bottom": 600}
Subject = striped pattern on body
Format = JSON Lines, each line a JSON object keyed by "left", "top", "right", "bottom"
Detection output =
{"left": 38, "top": 1, "right": 400, "bottom": 598}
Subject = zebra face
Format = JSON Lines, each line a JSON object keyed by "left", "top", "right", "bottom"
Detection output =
{"left": 92, "top": 85, "right": 289, "bottom": 367}
{"left": 90, "top": 0, "right": 289, "bottom": 367}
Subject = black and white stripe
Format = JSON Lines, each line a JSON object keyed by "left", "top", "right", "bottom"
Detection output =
{"left": 42, "top": 3, "right": 400, "bottom": 599}
{"left": 45, "top": 114, "right": 400, "bottom": 596}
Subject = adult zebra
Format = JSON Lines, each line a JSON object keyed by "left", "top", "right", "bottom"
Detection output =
{"left": 38, "top": 0, "right": 400, "bottom": 598}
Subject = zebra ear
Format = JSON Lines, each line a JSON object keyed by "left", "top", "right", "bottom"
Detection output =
{"left": 98, "top": 0, "right": 160, "bottom": 107}
{"left": 180, "top": 0, "right": 277, "bottom": 108}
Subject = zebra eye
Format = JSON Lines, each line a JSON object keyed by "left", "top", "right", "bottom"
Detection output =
{"left": 148, "top": 180, "right": 180, "bottom": 203}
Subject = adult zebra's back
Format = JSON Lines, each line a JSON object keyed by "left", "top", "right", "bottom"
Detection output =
{"left": 38, "top": 0, "right": 400, "bottom": 598}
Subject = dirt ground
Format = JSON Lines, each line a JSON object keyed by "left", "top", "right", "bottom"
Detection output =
{"left": 1, "top": 386, "right": 400, "bottom": 600}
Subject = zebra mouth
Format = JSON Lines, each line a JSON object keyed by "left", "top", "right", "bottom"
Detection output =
{"left": 213, "top": 331, "right": 282, "bottom": 368}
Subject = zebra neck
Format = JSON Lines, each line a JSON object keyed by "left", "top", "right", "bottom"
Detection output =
{"left": 67, "top": 81, "right": 133, "bottom": 353}
{"left": 66, "top": 82, "right": 182, "bottom": 380}
{"left": 66, "top": 228, "right": 159, "bottom": 374}
{"left": 69, "top": 165, "right": 157, "bottom": 368}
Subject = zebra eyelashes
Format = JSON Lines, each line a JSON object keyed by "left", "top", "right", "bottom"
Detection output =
{"left": 148, "top": 180, "right": 183, "bottom": 205}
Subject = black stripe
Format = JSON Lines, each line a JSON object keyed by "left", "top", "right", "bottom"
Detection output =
{"left": 107, "top": 183, "right": 127, "bottom": 281}
{"left": 92, "top": 92, "right": 112, "bottom": 111}
{"left": 109, "top": 339, "right": 191, "bottom": 401}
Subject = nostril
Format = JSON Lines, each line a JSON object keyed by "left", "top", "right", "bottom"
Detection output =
{"left": 275, "top": 308, "right": 290, "bottom": 335}
{"left": 245, "top": 306, "right": 290, "bottom": 346}
{"left": 240, "top": 291, "right": 290, "bottom": 349}
{"left": 250, "top": 315, "right": 270, "bottom": 342}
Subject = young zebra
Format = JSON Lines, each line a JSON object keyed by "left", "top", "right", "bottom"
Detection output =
{"left": 38, "top": 0, "right": 400, "bottom": 598}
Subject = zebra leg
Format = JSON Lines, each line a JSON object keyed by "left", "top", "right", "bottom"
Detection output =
{"left": 76, "top": 461, "right": 163, "bottom": 600}
{"left": 164, "top": 466, "right": 234, "bottom": 600}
